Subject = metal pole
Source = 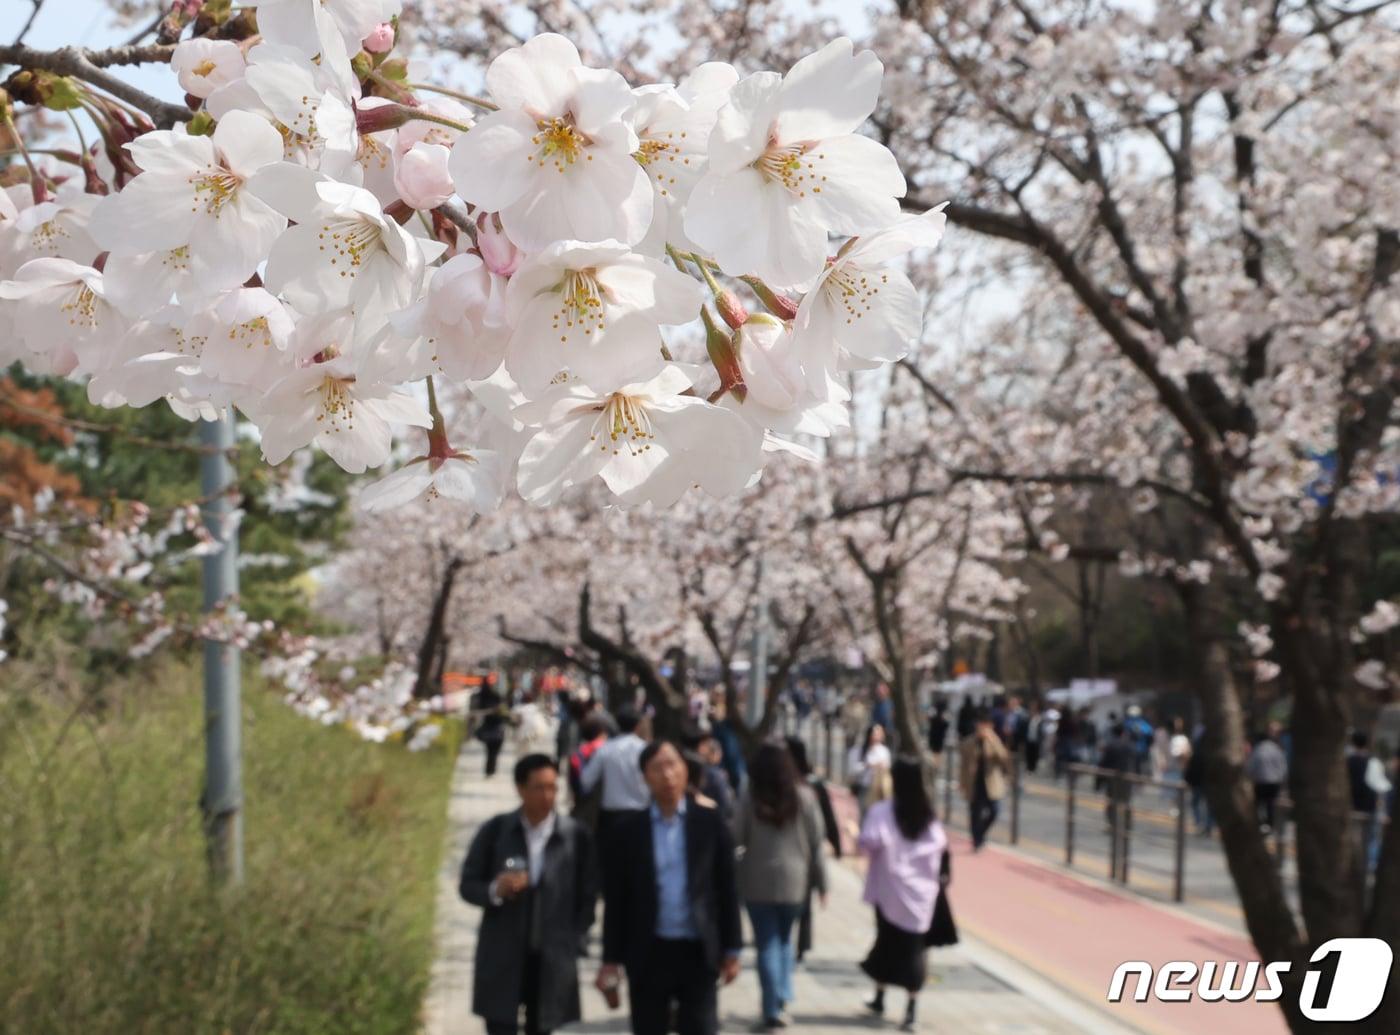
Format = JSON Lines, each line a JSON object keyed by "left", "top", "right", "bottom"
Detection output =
{"left": 943, "top": 740, "right": 956, "bottom": 827}
{"left": 1108, "top": 776, "right": 1120, "bottom": 882}
{"left": 1066, "top": 768, "right": 1076, "bottom": 867}
{"left": 1010, "top": 749, "right": 1022, "bottom": 845}
{"left": 747, "top": 557, "right": 767, "bottom": 729}
{"left": 1174, "top": 783, "right": 1187, "bottom": 902}
{"left": 823, "top": 716, "right": 833, "bottom": 779}
{"left": 1121, "top": 784, "right": 1133, "bottom": 884}
{"left": 199, "top": 413, "right": 243, "bottom": 885}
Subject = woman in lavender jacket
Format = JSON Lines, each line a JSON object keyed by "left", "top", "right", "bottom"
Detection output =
{"left": 857, "top": 756, "right": 947, "bottom": 1032}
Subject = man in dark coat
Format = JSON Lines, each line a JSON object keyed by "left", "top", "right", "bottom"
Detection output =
{"left": 460, "top": 754, "right": 596, "bottom": 1035}
{"left": 597, "top": 740, "right": 742, "bottom": 1035}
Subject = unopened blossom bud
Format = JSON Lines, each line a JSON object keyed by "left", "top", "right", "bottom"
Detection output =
{"left": 4, "top": 69, "right": 81, "bottom": 112}
{"left": 363, "top": 23, "right": 396, "bottom": 54}
{"left": 716, "top": 288, "right": 748, "bottom": 330}
{"left": 740, "top": 275, "right": 799, "bottom": 321}
{"left": 0, "top": 88, "right": 11, "bottom": 124}
{"left": 394, "top": 142, "right": 454, "bottom": 211}
{"left": 702, "top": 307, "right": 746, "bottom": 399}
{"left": 476, "top": 213, "right": 523, "bottom": 276}
{"left": 350, "top": 52, "right": 374, "bottom": 82}
{"left": 194, "top": 0, "right": 233, "bottom": 32}
{"left": 159, "top": 0, "right": 205, "bottom": 46}
{"left": 354, "top": 100, "right": 415, "bottom": 135}
{"left": 186, "top": 110, "right": 216, "bottom": 136}
{"left": 377, "top": 57, "right": 410, "bottom": 83}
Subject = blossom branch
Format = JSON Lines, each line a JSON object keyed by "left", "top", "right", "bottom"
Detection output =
{"left": 0, "top": 43, "right": 186, "bottom": 128}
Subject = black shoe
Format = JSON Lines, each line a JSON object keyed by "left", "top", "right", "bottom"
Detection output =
{"left": 863, "top": 992, "right": 885, "bottom": 1016}
{"left": 900, "top": 1000, "right": 917, "bottom": 1031}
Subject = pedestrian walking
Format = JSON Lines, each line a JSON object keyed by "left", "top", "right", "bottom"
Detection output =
{"left": 958, "top": 711, "right": 1010, "bottom": 850}
{"left": 847, "top": 724, "right": 894, "bottom": 813}
{"left": 785, "top": 737, "right": 842, "bottom": 964}
{"left": 515, "top": 696, "right": 556, "bottom": 757}
{"left": 580, "top": 706, "right": 650, "bottom": 851}
{"left": 568, "top": 715, "right": 610, "bottom": 827}
{"left": 1023, "top": 701, "right": 1044, "bottom": 774}
{"left": 731, "top": 742, "right": 828, "bottom": 1030}
{"left": 870, "top": 683, "right": 895, "bottom": 741}
{"left": 474, "top": 677, "right": 511, "bottom": 778}
{"left": 459, "top": 754, "right": 596, "bottom": 1035}
{"left": 954, "top": 697, "right": 976, "bottom": 740}
{"left": 1347, "top": 730, "right": 1392, "bottom": 871}
{"left": 598, "top": 741, "right": 742, "bottom": 1035}
{"left": 1246, "top": 723, "right": 1288, "bottom": 833}
{"left": 1183, "top": 726, "right": 1213, "bottom": 835}
{"left": 858, "top": 756, "right": 950, "bottom": 1032}
{"left": 926, "top": 702, "right": 950, "bottom": 767}
{"left": 685, "top": 728, "right": 735, "bottom": 820}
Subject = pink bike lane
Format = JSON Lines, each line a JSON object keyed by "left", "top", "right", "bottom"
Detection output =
{"left": 946, "top": 832, "right": 1289, "bottom": 1035}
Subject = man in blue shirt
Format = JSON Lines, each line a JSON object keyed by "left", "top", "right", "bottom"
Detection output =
{"left": 599, "top": 740, "right": 742, "bottom": 1035}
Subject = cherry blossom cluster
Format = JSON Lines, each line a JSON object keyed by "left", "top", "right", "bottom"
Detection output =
{"left": 0, "top": 4, "right": 945, "bottom": 513}
{"left": 264, "top": 636, "right": 453, "bottom": 750}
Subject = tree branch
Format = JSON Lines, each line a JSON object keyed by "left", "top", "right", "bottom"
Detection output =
{"left": 0, "top": 43, "right": 186, "bottom": 128}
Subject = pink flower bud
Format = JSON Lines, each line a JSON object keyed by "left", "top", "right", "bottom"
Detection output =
{"left": 476, "top": 213, "right": 524, "bottom": 276}
{"left": 363, "top": 23, "right": 396, "bottom": 54}
{"left": 716, "top": 289, "right": 749, "bottom": 330}
{"left": 394, "top": 142, "right": 454, "bottom": 211}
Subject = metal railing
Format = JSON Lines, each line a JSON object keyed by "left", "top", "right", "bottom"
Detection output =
{"left": 1065, "top": 763, "right": 1190, "bottom": 900}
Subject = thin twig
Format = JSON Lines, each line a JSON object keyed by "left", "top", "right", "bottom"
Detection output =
{"left": 14, "top": 0, "right": 45, "bottom": 47}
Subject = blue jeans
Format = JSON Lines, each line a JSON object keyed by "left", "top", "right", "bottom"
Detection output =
{"left": 747, "top": 901, "right": 801, "bottom": 1020}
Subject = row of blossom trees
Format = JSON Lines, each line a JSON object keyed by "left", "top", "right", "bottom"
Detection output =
{"left": 403, "top": 0, "right": 1399, "bottom": 1025}
{"left": 1, "top": 0, "right": 1395, "bottom": 1027}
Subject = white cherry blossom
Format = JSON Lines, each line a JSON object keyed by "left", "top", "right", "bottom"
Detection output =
{"left": 514, "top": 365, "right": 762, "bottom": 506}
{"left": 630, "top": 62, "right": 739, "bottom": 255}
{"left": 359, "top": 449, "right": 507, "bottom": 513}
{"left": 171, "top": 38, "right": 248, "bottom": 100}
{"left": 686, "top": 38, "right": 905, "bottom": 288}
{"left": 448, "top": 33, "right": 652, "bottom": 251}
{"left": 88, "top": 111, "right": 287, "bottom": 302}
{"left": 795, "top": 204, "right": 947, "bottom": 371}
{"left": 0, "top": 259, "right": 124, "bottom": 376}
{"left": 381, "top": 252, "right": 509, "bottom": 382}
{"left": 251, "top": 165, "right": 442, "bottom": 324}
{"left": 503, "top": 239, "right": 705, "bottom": 394}
{"left": 245, "top": 353, "right": 431, "bottom": 472}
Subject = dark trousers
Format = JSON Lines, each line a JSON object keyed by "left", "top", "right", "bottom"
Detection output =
{"left": 626, "top": 938, "right": 717, "bottom": 1035}
{"left": 1025, "top": 741, "right": 1041, "bottom": 773}
{"left": 484, "top": 737, "right": 505, "bottom": 777}
{"left": 970, "top": 792, "right": 1000, "bottom": 848}
{"left": 596, "top": 808, "right": 644, "bottom": 871}
{"left": 485, "top": 950, "right": 545, "bottom": 1035}
{"left": 1254, "top": 782, "right": 1282, "bottom": 830}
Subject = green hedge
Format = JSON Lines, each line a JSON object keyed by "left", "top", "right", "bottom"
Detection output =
{"left": 0, "top": 659, "right": 457, "bottom": 1035}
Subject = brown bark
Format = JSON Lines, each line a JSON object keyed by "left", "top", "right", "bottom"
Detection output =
{"left": 413, "top": 555, "right": 462, "bottom": 699}
{"left": 577, "top": 583, "right": 688, "bottom": 739}
{"left": 1179, "top": 581, "right": 1307, "bottom": 1031}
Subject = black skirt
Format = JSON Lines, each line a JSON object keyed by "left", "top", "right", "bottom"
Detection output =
{"left": 859, "top": 908, "right": 927, "bottom": 991}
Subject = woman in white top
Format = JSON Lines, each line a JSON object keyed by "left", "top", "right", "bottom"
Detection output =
{"left": 846, "top": 724, "right": 893, "bottom": 813}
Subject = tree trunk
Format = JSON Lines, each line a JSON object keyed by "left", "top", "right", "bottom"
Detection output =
{"left": 1180, "top": 582, "right": 1308, "bottom": 1031}
{"left": 414, "top": 556, "right": 463, "bottom": 699}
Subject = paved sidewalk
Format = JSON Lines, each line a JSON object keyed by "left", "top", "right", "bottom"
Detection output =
{"left": 422, "top": 744, "right": 1135, "bottom": 1035}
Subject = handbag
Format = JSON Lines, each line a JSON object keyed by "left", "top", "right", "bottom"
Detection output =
{"left": 924, "top": 848, "right": 959, "bottom": 947}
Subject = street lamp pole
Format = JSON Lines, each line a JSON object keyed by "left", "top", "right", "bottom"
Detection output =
{"left": 199, "top": 412, "right": 243, "bottom": 885}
